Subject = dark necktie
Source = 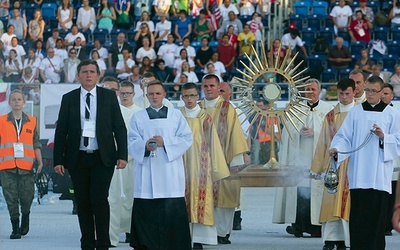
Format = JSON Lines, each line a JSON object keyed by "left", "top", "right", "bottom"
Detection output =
{"left": 307, "top": 101, "right": 319, "bottom": 111}
{"left": 84, "top": 93, "right": 90, "bottom": 147}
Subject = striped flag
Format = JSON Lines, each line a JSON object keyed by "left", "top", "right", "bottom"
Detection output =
{"left": 210, "top": 7, "right": 221, "bottom": 31}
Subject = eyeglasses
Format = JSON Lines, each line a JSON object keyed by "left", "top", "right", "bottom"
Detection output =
{"left": 364, "top": 88, "right": 381, "bottom": 94}
{"left": 70, "top": 52, "right": 76, "bottom": 54}
{"left": 182, "top": 94, "right": 198, "bottom": 99}
{"left": 120, "top": 92, "right": 134, "bottom": 96}
{"left": 141, "top": 26, "right": 147, "bottom": 29}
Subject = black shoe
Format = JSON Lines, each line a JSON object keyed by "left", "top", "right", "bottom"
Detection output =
{"left": 322, "top": 244, "right": 334, "bottom": 250}
{"left": 217, "top": 236, "right": 231, "bottom": 244}
{"left": 335, "top": 241, "right": 346, "bottom": 249}
{"left": 20, "top": 212, "right": 30, "bottom": 236}
{"left": 10, "top": 219, "right": 21, "bottom": 239}
{"left": 286, "top": 225, "right": 303, "bottom": 237}
{"left": 232, "top": 211, "right": 242, "bottom": 230}
{"left": 125, "top": 233, "right": 131, "bottom": 243}
{"left": 193, "top": 243, "right": 203, "bottom": 249}
{"left": 385, "top": 230, "right": 393, "bottom": 236}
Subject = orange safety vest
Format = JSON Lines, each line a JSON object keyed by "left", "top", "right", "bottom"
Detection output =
{"left": 0, "top": 114, "right": 37, "bottom": 171}
{"left": 257, "top": 118, "right": 276, "bottom": 143}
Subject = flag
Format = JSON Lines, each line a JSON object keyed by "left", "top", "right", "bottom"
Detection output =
{"left": 210, "top": 7, "right": 221, "bottom": 31}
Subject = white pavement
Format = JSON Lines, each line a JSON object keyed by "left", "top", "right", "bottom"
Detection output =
{"left": 1, "top": 188, "right": 399, "bottom": 250}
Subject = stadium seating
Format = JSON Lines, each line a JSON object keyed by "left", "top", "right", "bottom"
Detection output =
{"left": 92, "top": 29, "right": 109, "bottom": 43}
{"left": 387, "top": 41, "right": 400, "bottom": 56}
{"left": 110, "top": 28, "right": 127, "bottom": 42}
{"left": 301, "top": 28, "right": 316, "bottom": 44}
{"left": 294, "top": 1, "right": 311, "bottom": 17}
{"left": 338, "top": 30, "right": 351, "bottom": 43}
{"left": 307, "top": 15, "right": 321, "bottom": 30}
{"left": 42, "top": 3, "right": 58, "bottom": 21}
{"left": 392, "top": 26, "right": 400, "bottom": 41}
{"left": 321, "top": 68, "right": 337, "bottom": 83}
{"left": 373, "top": 27, "right": 390, "bottom": 42}
{"left": 289, "top": 14, "right": 304, "bottom": 30}
{"left": 318, "top": 27, "right": 334, "bottom": 44}
{"left": 382, "top": 54, "right": 399, "bottom": 71}
{"left": 350, "top": 41, "right": 367, "bottom": 56}
{"left": 312, "top": 1, "right": 328, "bottom": 17}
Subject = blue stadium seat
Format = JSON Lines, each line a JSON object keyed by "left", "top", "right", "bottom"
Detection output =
{"left": 332, "top": 39, "right": 349, "bottom": 48}
{"left": 21, "top": 41, "right": 32, "bottom": 53}
{"left": 78, "top": 29, "right": 92, "bottom": 42}
{"left": 373, "top": 27, "right": 390, "bottom": 42}
{"left": 93, "top": 29, "right": 109, "bottom": 43}
{"left": 43, "top": 28, "right": 53, "bottom": 43}
{"left": 294, "top": 1, "right": 311, "bottom": 17}
{"left": 338, "top": 68, "right": 351, "bottom": 80}
{"left": 321, "top": 68, "right": 337, "bottom": 83}
{"left": 392, "top": 26, "right": 400, "bottom": 41}
{"left": 209, "top": 40, "right": 219, "bottom": 51}
{"left": 191, "top": 41, "right": 202, "bottom": 51}
{"left": 312, "top": 1, "right": 328, "bottom": 17}
{"left": 370, "top": 50, "right": 383, "bottom": 61}
{"left": 382, "top": 54, "right": 399, "bottom": 71}
{"left": 301, "top": 28, "right": 316, "bottom": 44}
{"left": 25, "top": 3, "right": 37, "bottom": 21}
{"left": 239, "top": 15, "right": 251, "bottom": 25}
{"left": 338, "top": 30, "right": 351, "bottom": 43}
{"left": 387, "top": 41, "right": 400, "bottom": 56}
{"left": 110, "top": 28, "right": 127, "bottom": 42}
{"left": 367, "top": 2, "right": 379, "bottom": 14}
{"left": 307, "top": 15, "right": 321, "bottom": 30}
{"left": 308, "top": 54, "right": 326, "bottom": 69}
{"left": 289, "top": 14, "right": 304, "bottom": 30}
{"left": 324, "top": 17, "right": 334, "bottom": 28}
{"left": 318, "top": 28, "right": 334, "bottom": 44}
{"left": 350, "top": 41, "right": 366, "bottom": 56}
{"left": 42, "top": 3, "right": 58, "bottom": 21}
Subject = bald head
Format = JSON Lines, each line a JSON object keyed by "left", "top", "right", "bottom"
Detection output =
{"left": 219, "top": 82, "right": 232, "bottom": 101}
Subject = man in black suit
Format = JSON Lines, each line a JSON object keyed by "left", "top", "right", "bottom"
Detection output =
{"left": 108, "top": 32, "right": 133, "bottom": 72}
{"left": 53, "top": 59, "right": 127, "bottom": 250}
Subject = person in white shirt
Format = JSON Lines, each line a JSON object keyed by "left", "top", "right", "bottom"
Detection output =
{"left": 23, "top": 48, "right": 41, "bottom": 79}
{"left": 157, "top": 34, "right": 179, "bottom": 68}
{"left": 77, "top": 0, "right": 97, "bottom": 33}
{"left": 89, "top": 39, "right": 109, "bottom": 62}
{"left": 134, "top": 11, "right": 155, "bottom": 32}
{"left": 153, "top": 0, "right": 171, "bottom": 16}
{"left": 155, "top": 12, "right": 171, "bottom": 42}
{"left": 91, "top": 50, "right": 106, "bottom": 78}
{"left": 64, "top": 24, "right": 87, "bottom": 51}
{"left": 135, "top": 37, "right": 157, "bottom": 66}
{"left": 54, "top": 38, "right": 69, "bottom": 62}
{"left": 39, "top": 47, "right": 64, "bottom": 84}
{"left": 175, "top": 37, "right": 196, "bottom": 60}
{"left": 0, "top": 25, "right": 16, "bottom": 49}
{"left": 116, "top": 48, "right": 136, "bottom": 80}
{"left": 281, "top": 28, "right": 308, "bottom": 59}
{"left": 4, "top": 37, "right": 26, "bottom": 62}
{"left": 203, "top": 52, "right": 226, "bottom": 79}
{"left": 218, "top": 0, "right": 239, "bottom": 22}
{"left": 173, "top": 48, "right": 195, "bottom": 78}
{"left": 330, "top": 0, "right": 353, "bottom": 36}
{"left": 173, "top": 61, "right": 199, "bottom": 83}
{"left": 4, "top": 49, "right": 23, "bottom": 82}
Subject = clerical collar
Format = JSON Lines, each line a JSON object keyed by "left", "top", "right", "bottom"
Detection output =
{"left": 150, "top": 105, "right": 164, "bottom": 112}
{"left": 339, "top": 101, "right": 355, "bottom": 112}
{"left": 307, "top": 100, "right": 319, "bottom": 111}
{"left": 204, "top": 96, "right": 220, "bottom": 108}
{"left": 354, "top": 92, "right": 366, "bottom": 104}
{"left": 185, "top": 104, "right": 201, "bottom": 118}
{"left": 146, "top": 106, "right": 168, "bottom": 119}
{"left": 362, "top": 100, "right": 387, "bottom": 112}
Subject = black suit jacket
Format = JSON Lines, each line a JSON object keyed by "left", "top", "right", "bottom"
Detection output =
{"left": 53, "top": 86, "right": 127, "bottom": 169}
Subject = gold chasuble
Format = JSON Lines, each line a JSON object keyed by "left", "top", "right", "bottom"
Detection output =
{"left": 181, "top": 108, "right": 230, "bottom": 226}
{"left": 200, "top": 98, "right": 249, "bottom": 208}
{"left": 311, "top": 104, "right": 351, "bottom": 222}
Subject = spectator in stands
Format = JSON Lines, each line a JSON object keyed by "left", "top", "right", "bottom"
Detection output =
{"left": 155, "top": 12, "right": 171, "bottom": 43}
{"left": 114, "top": 0, "right": 131, "bottom": 30}
{"left": 108, "top": 32, "right": 133, "bottom": 71}
{"left": 173, "top": 48, "right": 195, "bottom": 77}
{"left": 46, "top": 29, "right": 60, "bottom": 50}
{"left": 203, "top": 53, "right": 226, "bottom": 79}
{"left": 89, "top": 39, "right": 108, "bottom": 62}
{"left": 216, "top": 34, "right": 236, "bottom": 80}
{"left": 170, "top": 73, "right": 188, "bottom": 99}
{"left": 194, "top": 9, "right": 212, "bottom": 41}
{"left": 4, "top": 49, "right": 22, "bottom": 82}
{"left": 155, "top": 59, "right": 172, "bottom": 82}
{"left": 24, "top": 48, "right": 41, "bottom": 79}
{"left": 369, "top": 64, "right": 388, "bottom": 83}
{"left": 219, "top": 0, "right": 239, "bottom": 22}
{"left": 0, "top": 0, "right": 9, "bottom": 18}
{"left": 73, "top": 37, "right": 87, "bottom": 61}
{"left": 352, "top": 0, "right": 374, "bottom": 23}
{"left": 54, "top": 38, "right": 68, "bottom": 62}
{"left": 176, "top": 37, "right": 196, "bottom": 60}
{"left": 33, "top": 39, "right": 45, "bottom": 60}
{"left": 266, "top": 38, "right": 286, "bottom": 65}
{"left": 257, "top": 0, "right": 271, "bottom": 18}
{"left": 354, "top": 48, "right": 374, "bottom": 74}
{"left": 281, "top": 26, "right": 308, "bottom": 59}
{"left": 247, "top": 12, "right": 263, "bottom": 42}
{"left": 349, "top": 10, "right": 373, "bottom": 45}
{"left": 116, "top": 48, "right": 135, "bottom": 80}
{"left": 153, "top": 0, "right": 171, "bottom": 17}
{"left": 389, "top": 1, "right": 400, "bottom": 28}
{"left": 173, "top": 61, "right": 199, "bottom": 83}
{"left": 389, "top": 64, "right": 400, "bottom": 96}
{"left": 63, "top": 48, "right": 80, "bottom": 83}
{"left": 91, "top": 50, "right": 106, "bottom": 78}
{"left": 5, "top": 37, "right": 25, "bottom": 63}
{"left": 28, "top": 9, "right": 44, "bottom": 42}
{"left": 8, "top": 0, "right": 26, "bottom": 22}
{"left": 240, "top": 0, "right": 256, "bottom": 16}
{"left": 139, "top": 56, "right": 153, "bottom": 74}
{"left": 57, "top": 0, "right": 74, "bottom": 31}
{"left": 175, "top": 10, "right": 192, "bottom": 42}
{"left": 238, "top": 24, "right": 255, "bottom": 56}
{"left": 1, "top": 24, "right": 16, "bottom": 48}
{"left": 136, "top": 36, "right": 157, "bottom": 66}
{"left": 157, "top": 33, "right": 179, "bottom": 68}
{"left": 8, "top": 8, "right": 27, "bottom": 40}
{"left": 218, "top": 10, "right": 243, "bottom": 39}
{"left": 135, "top": 11, "right": 155, "bottom": 32}
{"left": 21, "top": 66, "right": 38, "bottom": 84}
{"left": 330, "top": 0, "right": 352, "bottom": 36}
{"left": 77, "top": 0, "right": 97, "bottom": 33}
{"left": 39, "top": 47, "right": 64, "bottom": 84}
{"left": 64, "top": 25, "right": 86, "bottom": 51}
{"left": 129, "top": 65, "right": 143, "bottom": 95}
{"left": 134, "top": 22, "right": 155, "bottom": 50}
{"left": 222, "top": 25, "right": 238, "bottom": 49}
{"left": 191, "top": 0, "right": 205, "bottom": 17}
{"left": 172, "top": 0, "right": 189, "bottom": 17}
{"left": 134, "top": 0, "right": 152, "bottom": 17}
{"left": 97, "top": 0, "right": 116, "bottom": 32}
{"left": 195, "top": 37, "right": 214, "bottom": 69}
{"left": 328, "top": 36, "right": 352, "bottom": 70}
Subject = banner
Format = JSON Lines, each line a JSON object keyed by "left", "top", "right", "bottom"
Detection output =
{"left": 40, "top": 84, "right": 80, "bottom": 140}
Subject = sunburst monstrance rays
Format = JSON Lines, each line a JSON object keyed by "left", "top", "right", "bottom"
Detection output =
{"left": 233, "top": 43, "right": 312, "bottom": 141}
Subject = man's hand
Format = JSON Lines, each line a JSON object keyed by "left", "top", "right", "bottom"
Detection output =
{"left": 37, "top": 163, "right": 43, "bottom": 173}
{"left": 300, "top": 127, "right": 314, "bottom": 137}
{"left": 371, "top": 124, "right": 384, "bottom": 140}
{"left": 54, "top": 165, "right": 65, "bottom": 176}
{"left": 329, "top": 148, "right": 338, "bottom": 157}
{"left": 392, "top": 206, "right": 400, "bottom": 232}
{"left": 151, "top": 135, "right": 164, "bottom": 147}
{"left": 116, "top": 159, "right": 127, "bottom": 169}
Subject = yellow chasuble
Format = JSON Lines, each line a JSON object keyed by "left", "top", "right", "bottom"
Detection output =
{"left": 311, "top": 104, "right": 351, "bottom": 222}
{"left": 181, "top": 108, "right": 230, "bottom": 226}
{"left": 200, "top": 98, "right": 249, "bottom": 208}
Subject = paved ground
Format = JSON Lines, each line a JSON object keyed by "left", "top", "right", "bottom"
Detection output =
{"left": 1, "top": 187, "right": 399, "bottom": 250}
